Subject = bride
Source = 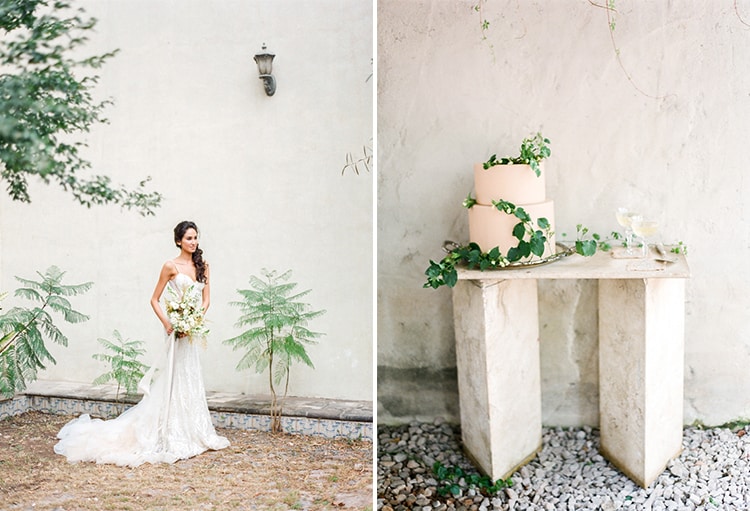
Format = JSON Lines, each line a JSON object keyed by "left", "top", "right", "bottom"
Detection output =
{"left": 54, "top": 221, "right": 230, "bottom": 466}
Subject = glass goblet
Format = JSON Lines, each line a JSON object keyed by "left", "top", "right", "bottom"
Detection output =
{"left": 615, "top": 207, "right": 639, "bottom": 255}
{"left": 631, "top": 217, "right": 659, "bottom": 257}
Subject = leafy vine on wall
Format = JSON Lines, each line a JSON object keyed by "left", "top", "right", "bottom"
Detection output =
{"left": 473, "top": 1, "right": 726, "bottom": 100}
{"left": 587, "top": 0, "right": 668, "bottom": 99}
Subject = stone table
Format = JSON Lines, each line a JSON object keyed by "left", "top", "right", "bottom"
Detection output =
{"left": 451, "top": 249, "right": 690, "bottom": 487}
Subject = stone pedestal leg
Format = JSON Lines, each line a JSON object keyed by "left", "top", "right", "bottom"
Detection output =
{"left": 598, "top": 278, "right": 685, "bottom": 487}
{"left": 452, "top": 279, "right": 542, "bottom": 480}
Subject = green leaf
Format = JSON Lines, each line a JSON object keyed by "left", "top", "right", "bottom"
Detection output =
{"left": 444, "top": 268, "right": 458, "bottom": 288}
{"left": 13, "top": 287, "right": 42, "bottom": 303}
{"left": 530, "top": 234, "right": 546, "bottom": 257}
{"left": 483, "top": 154, "right": 498, "bottom": 169}
{"left": 507, "top": 246, "right": 521, "bottom": 262}
{"left": 518, "top": 241, "right": 531, "bottom": 258}
{"left": 530, "top": 160, "right": 541, "bottom": 177}
{"left": 466, "top": 247, "right": 482, "bottom": 267}
{"left": 513, "top": 207, "right": 531, "bottom": 222}
{"left": 434, "top": 462, "right": 448, "bottom": 480}
{"left": 576, "top": 239, "right": 598, "bottom": 257}
{"left": 462, "top": 193, "right": 477, "bottom": 209}
{"left": 492, "top": 199, "right": 515, "bottom": 215}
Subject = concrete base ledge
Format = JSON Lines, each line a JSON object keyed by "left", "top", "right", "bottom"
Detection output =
{"left": 1, "top": 381, "right": 373, "bottom": 441}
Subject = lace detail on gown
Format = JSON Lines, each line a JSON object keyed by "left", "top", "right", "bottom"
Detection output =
{"left": 54, "top": 273, "right": 230, "bottom": 466}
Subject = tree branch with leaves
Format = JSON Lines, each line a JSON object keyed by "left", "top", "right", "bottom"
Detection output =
{"left": 0, "top": 0, "right": 162, "bottom": 215}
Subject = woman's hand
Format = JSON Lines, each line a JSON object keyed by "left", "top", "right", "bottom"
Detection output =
{"left": 166, "top": 324, "right": 188, "bottom": 339}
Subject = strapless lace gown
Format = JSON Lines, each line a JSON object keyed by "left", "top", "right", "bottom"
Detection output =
{"left": 54, "top": 273, "right": 230, "bottom": 466}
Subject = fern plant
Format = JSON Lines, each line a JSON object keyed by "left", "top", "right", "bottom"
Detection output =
{"left": 224, "top": 269, "right": 326, "bottom": 433}
{"left": 0, "top": 266, "right": 92, "bottom": 398}
{"left": 92, "top": 330, "right": 149, "bottom": 402}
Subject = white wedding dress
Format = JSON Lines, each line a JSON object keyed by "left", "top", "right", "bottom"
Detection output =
{"left": 54, "top": 273, "right": 230, "bottom": 466}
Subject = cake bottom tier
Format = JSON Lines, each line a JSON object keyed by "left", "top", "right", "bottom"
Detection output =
{"left": 468, "top": 199, "right": 556, "bottom": 259}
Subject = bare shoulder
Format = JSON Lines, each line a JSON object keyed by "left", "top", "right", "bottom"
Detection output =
{"left": 163, "top": 259, "right": 179, "bottom": 270}
{"left": 161, "top": 259, "right": 179, "bottom": 276}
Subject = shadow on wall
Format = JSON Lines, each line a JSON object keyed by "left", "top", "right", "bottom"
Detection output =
{"left": 377, "top": 366, "right": 459, "bottom": 425}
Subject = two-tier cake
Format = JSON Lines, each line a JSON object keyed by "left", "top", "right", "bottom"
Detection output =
{"left": 467, "top": 162, "right": 556, "bottom": 260}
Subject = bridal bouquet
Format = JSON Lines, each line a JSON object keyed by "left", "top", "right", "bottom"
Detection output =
{"left": 165, "top": 283, "right": 209, "bottom": 343}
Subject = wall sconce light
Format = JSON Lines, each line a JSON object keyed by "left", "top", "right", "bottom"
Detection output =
{"left": 253, "top": 43, "right": 276, "bottom": 96}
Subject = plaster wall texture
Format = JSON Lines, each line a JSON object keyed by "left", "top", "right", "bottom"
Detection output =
{"left": 0, "top": 0, "right": 373, "bottom": 402}
{"left": 378, "top": 0, "right": 747, "bottom": 425}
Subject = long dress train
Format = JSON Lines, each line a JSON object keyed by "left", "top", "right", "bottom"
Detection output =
{"left": 53, "top": 273, "right": 230, "bottom": 466}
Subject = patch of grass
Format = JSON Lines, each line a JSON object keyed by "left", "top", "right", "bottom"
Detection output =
{"left": 717, "top": 419, "right": 750, "bottom": 432}
{"left": 284, "top": 490, "right": 301, "bottom": 508}
{"left": 691, "top": 418, "right": 750, "bottom": 432}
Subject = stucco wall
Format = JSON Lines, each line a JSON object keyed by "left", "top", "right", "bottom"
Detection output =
{"left": 0, "top": 0, "right": 373, "bottom": 402}
{"left": 378, "top": 0, "right": 748, "bottom": 426}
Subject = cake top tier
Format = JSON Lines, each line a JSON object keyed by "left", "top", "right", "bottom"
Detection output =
{"left": 473, "top": 162, "right": 546, "bottom": 205}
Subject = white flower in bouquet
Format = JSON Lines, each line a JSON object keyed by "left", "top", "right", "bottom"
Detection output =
{"left": 165, "top": 283, "right": 209, "bottom": 345}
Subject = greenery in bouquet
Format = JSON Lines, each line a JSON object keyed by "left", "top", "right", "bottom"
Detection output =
{"left": 165, "top": 283, "right": 209, "bottom": 342}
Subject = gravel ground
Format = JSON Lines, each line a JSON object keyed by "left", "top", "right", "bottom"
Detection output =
{"left": 377, "top": 420, "right": 750, "bottom": 511}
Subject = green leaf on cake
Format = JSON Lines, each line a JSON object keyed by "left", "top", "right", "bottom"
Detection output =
{"left": 463, "top": 193, "right": 477, "bottom": 209}
{"left": 507, "top": 246, "right": 521, "bottom": 262}
{"left": 487, "top": 247, "right": 501, "bottom": 264}
{"left": 492, "top": 199, "right": 515, "bottom": 215}
{"left": 530, "top": 234, "right": 546, "bottom": 257}
{"left": 513, "top": 207, "right": 531, "bottom": 222}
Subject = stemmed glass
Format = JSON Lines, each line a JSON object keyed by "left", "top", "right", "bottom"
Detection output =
{"left": 615, "top": 207, "right": 639, "bottom": 255}
{"left": 631, "top": 216, "right": 659, "bottom": 257}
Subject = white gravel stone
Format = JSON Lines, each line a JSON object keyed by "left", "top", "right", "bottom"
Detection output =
{"left": 378, "top": 423, "right": 750, "bottom": 510}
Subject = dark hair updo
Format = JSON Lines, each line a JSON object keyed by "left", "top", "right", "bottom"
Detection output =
{"left": 173, "top": 220, "right": 207, "bottom": 283}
